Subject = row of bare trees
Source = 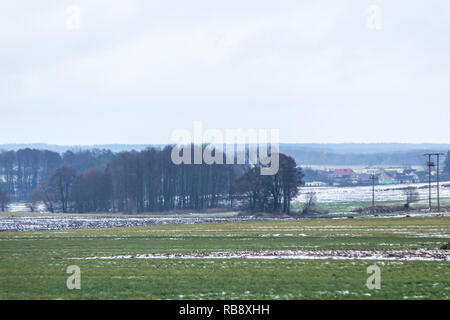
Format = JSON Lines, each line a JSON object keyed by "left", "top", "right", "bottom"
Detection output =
{"left": 105, "top": 146, "right": 244, "bottom": 213}
{"left": 1, "top": 145, "right": 302, "bottom": 214}
{"left": 30, "top": 167, "right": 111, "bottom": 213}
{"left": 0, "top": 148, "right": 114, "bottom": 202}
{"left": 23, "top": 146, "right": 301, "bottom": 214}
{"left": 0, "top": 190, "right": 9, "bottom": 211}
{"left": 0, "top": 149, "right": 61, "bottom": 200}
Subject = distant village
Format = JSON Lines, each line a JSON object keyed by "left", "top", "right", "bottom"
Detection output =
{"left": 302, "top": 167, "right": 435, "bottom": 187}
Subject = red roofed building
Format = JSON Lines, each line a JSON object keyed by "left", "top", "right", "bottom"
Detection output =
{"left": 332, "top": 169, "right": 356, "bottom": 178}
{"left": 329, "top": 169, "right": 357, "bottom": 186}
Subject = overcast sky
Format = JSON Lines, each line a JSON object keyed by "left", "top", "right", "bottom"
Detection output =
{"left": 1, "top": 1, "right": 450, "bottom": 145}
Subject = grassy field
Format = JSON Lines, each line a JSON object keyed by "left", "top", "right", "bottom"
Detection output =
{"left": 0, "top": 216, "right": 449, "bottom": 299}
{"left": 291, "top": 197, "right": 450, "bottom": 214}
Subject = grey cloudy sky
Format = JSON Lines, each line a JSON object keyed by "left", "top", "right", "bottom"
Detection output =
{"left": 1, "top": 0, "right": 450, "bottom": 145}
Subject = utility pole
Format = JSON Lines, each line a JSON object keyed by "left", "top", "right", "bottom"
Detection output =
{"left": 436, "top": 153, "right": 444, "bottom": 212}
{"left": 425, "top": 154, "right": 434, "bottom": 211}
{"left": 424, "top": 153, "right": 444, "bottom": 212}
{"left": 371, "top": 174, "right": 376, "bottom": 213}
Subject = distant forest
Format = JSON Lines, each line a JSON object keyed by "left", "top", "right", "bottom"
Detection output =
{"left": 280, "top": 144, "right": 448, "bottom": 166}
{"left": 1, "top": 143, "right": 448, "bottom": 166}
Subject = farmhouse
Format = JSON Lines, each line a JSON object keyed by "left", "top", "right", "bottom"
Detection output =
{"left": 357, "top": 173, "right": 374, "bottom": 185}
{"left": 378, "top": 171, "right": 396, "bottom": 185}
{"left": 329, "top": 169, "right": 357, "bottom": 186}
{"left": 305, "top": 181, "right": 328, "bottom": 187}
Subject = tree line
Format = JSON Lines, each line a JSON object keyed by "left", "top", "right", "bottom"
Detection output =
{"left": 443, "top": 150, "right": 450, "bottom": 179}
{"left": 0, "top": 146, "right": 302, "bottom": 214}
{"left": 0, "top": 148, "right": 114, "bottom": 201}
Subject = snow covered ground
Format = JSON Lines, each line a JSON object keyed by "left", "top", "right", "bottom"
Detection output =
{"left": 6, "top": 202, "right": 46, "bottom": 213}
{"left": 0, "top": 215, "right": 284, "bottom": 232}
{"left": 298, "top": 182, "right": 450, "bottom": 203}
{"left": 5, "top": 183, "right": 450, "bottom": 213}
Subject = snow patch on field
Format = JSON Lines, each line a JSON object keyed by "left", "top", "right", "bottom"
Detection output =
{"left": 298, "top": 182, "right": 450, "bottom": 203}
{"left": 71, "top": 249, "right": 450, "bottom": 261}
{"left": 0, "top": 216, "right": 285, "bottom": 232}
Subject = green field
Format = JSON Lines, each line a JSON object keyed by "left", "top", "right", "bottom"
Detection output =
{"left": 291, "top": 197, "right": 450, "bottom": 215}
{"left": 0, "top": 216, "right": 449, "bottom": 299}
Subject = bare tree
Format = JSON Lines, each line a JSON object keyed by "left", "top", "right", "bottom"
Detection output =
{"left": 280, "top": 154, "right": 303, "bottom": 214}
{"left": 71, "top": 168, "right": 112, "bottom": 213}
{"left": 0, "top": 190, "right": 10, "bottom": 212}
{"left": 31, "top": 182, "right": 58, "bottom": 213}
{"left": 50, "top": 167, "right": 77, "bottom": 213}
{"left": 302, "top": 191, "right": 317, "bottom": 215}
{"left": 28, "top": 186, "right": 45, "bottom": 212}
{"left": 403, "top": 186, "right": 419, "bottom": 209}
{"left": 27, "top": 194, "right": 37, "bottom": 212}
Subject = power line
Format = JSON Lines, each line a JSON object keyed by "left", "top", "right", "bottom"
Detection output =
{"left": 424, "top": 153, "right": 444, "bottom": 212}
{"left": 370, "top": 174, "right": 376, "bottom": 213}
{"left": 425, "top": 154, "right": 434, "bottom": 211}
{"left": 436, "top": 153, "right": 444, "bottom": 212}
